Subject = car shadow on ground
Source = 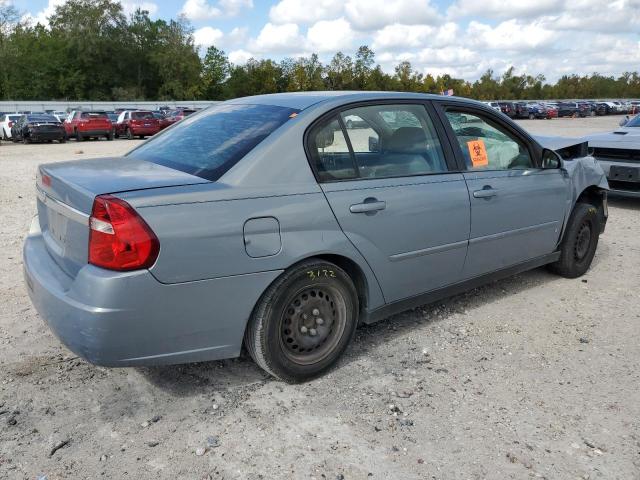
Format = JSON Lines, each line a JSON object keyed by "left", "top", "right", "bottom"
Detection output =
{"left": 138, "top": 266, "right": 563, "bottom": 395}
{"left": 608, "top": 196, "right": 640, "bottom": 211}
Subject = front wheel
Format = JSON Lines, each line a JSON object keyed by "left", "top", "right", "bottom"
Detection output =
{"left": 126, "top": 128, "right": 133, "bottom": 140}
{"left": 245, "top": 259, "right": 358, "bottom": 382}
{"left": 548, "top": 203, "right": 601, "bottom": 278}
{"left": 75, "top": 130, "right": 83, "bottom": 142}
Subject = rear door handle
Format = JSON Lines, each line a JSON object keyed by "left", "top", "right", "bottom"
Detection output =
{"left": 473, "top": 187, "right": 498, "bottom": 199}
{"left": 350, "top": 199, "right": 386, "bottom": 214}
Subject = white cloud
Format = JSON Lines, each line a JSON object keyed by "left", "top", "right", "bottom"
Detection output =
{"left": 21, "top": 0, "right": 65, "bottom": 26}
{"left": 447, "top": 0, "right": 560, "bottom": 19}
{"left": 372, "top": 22, "right": 459, "bottom": 50}
{"left": 193, "top": 26, "right": 224, "bottom": 49}
{"left": 467, "top": 19, "right": 557, "bottom": 51}
{"left": 345, "top": 0, "right": 440, "bottom": 30}
{"left": 180, "top": 0, "right": 252, "bottom": 21}
{"left": 120, "top": 1, "right": 159, "bottom": 16}
{"left": 252, "top": 22, "right": 304, "bottom": 53}
{"left": 269, "top": 0, "right": 343, "bottom": 24}
{"left": 306, "top": 17, "right": 355, "bottom": 52}
{"left": 228, "top": 49, "right": 254, "bottom": 64}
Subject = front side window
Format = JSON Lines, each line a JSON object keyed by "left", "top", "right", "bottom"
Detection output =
{"left": 444, "top": 111, "right": 533, "bottom": 170}
{"left": 128, "top": 103, "right": 298, "bottom": 181}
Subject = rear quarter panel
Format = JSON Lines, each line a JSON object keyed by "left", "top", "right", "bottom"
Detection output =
{"left": 120, "top": 184, "right": 386, "bottom": 311}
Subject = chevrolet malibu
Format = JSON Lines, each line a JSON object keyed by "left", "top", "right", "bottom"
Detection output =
{"left": 24, "top": 92, "right": 608, "bottom": 382}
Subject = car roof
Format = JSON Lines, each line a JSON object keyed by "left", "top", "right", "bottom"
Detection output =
{"left": 225, "top": 91, "right": 454, "bottom": 110}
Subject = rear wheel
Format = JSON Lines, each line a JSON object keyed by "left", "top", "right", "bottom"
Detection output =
{"left": 138, "top": 135, "right": 145, "bottom": 140}
{"left": 22, "top": 135, "right": 30, "bottom": 144}
{"left": 126, "top": 128, "right": 133, "bottom": 140}
{"left": 106, "top": 131, "right": 113, "bottom": 141}
{"left": 548, "top": 202, "right": 600, "bottom": 278}
{"left": 2, "top": 129, "right": 8, "bottom": 140}
{"left": 245, "top": 259, "right": 358, "bottom": 382}
{"left": 75, "top": 130, "right": 83, "bottom": 142}
{"left": 528, "top": 113, "right": 535, "bottom": 120}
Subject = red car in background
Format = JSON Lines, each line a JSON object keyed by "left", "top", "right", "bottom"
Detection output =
{"left": 64, "top": 111, "right": 113, "bottom": 141}
{"left": 153, "top": 111, "right": 171, "bottom": 130}
{"left": 114, "top": 110, "right": 161, "bottom": 139}
{"left": 164, "top": 108, "right": 198, "bottom": 126}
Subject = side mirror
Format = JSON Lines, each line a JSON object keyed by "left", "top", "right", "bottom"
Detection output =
{"left": 542, "top": 148, "right": 563, "bottom": 169}
{"left": 368, "top": 136, "right": 379, "bottom": 152}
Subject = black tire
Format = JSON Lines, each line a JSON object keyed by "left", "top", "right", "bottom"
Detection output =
{"left": 548, "top": 202, "right": 601, "bottom": 278}
{"left": 138, "top": 135, "right": 145, "bottom": 140}
{"left": 528, "top": 113, "right": 535, "bottom": 120}
{"left": 59, "top": 137, "right": 66, "bottom": 144}
{"left": 75, "top": 130, "right": 83, "bottom": 142}
{"left": 106, "top": 131, "right": 113, "bottom": 141}
{"left": 2, "top": 129, "right": 8, "bottom": 141}
{"left": 244, "top": 259, "right": 359, "bottom": 382}
{"left": 22, "top": 135, "right": 30, "bottom": 144}
{"left": 126, "top": 128, "right": 133, "bottom": 140}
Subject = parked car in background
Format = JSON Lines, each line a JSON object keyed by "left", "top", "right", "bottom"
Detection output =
{"left": 556, "top": 102, "right": 580, "bottom": 117}
{"left": 585, "top": 113, "right": 640, "bottom": 197}
{"left": 524, "top": 103, "right": 549, "bottom": 119}
{"left": 577, "top": 102, "right": 595, "bottom": 116}
{"left": 52, "top": 111, "right": 67, "bottom": 122}
{"left": 115, "top": 110, "right": 160, "bottom": 139}
{"left": 152, "top": 111, "right": 171, "bottom": 130}
{"left": 513, "top": 102, "right": 530, "bottom": 119}
{"left": 1, "top": 114, "right": 21, "bottom": 140}
{"left": 10, "top": 114, "right": 66, "bottom": 144}
{"left": 23, "top": 92, "right": 608, "bottom": 382}
{"left": 482, "top": 101, "right": 501, "bottom": 112}
{"left": 498, "top": 102, "right": 516, "bottom": 118}
{"left": 64, "top": 111, "right": 113, "bottom": 141}
{"left": 164, "top": 108, "right": 197, "bottom": 126}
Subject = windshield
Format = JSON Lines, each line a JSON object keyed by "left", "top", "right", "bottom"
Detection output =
{"left": 127, "top": 103, "right": 299, "bottom": 181}
{"left": 625, "top": 115, "right": 640, "bottom": 127}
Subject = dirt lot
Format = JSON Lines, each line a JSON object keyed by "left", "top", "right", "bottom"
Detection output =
{"left": 1, "top": 115, "right": 639, "bottom": 480}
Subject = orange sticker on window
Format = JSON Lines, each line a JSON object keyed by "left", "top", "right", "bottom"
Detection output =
{"left": 467, "top": 139, "right": 488, "bottom": 167}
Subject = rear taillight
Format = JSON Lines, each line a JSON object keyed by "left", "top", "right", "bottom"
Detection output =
{"left": 8, "top": 121, "right": 13, "bottom": 128}
{"left": 88, "top": 195, "right": 159, "bottom": 271}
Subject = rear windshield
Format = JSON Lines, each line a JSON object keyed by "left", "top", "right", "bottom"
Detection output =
{"left": 81, "top": 112, "right": 107, "bottom": 119}
{"left": 128, "top": 103, "right": 298, "bottom": 181}
{"left": 27, "top": 114, "right": 58, "bottom": 122}
{"left": 132, "top": 111, "right": 154, "bottom": 119}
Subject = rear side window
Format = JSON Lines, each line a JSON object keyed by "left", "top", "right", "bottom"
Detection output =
{"left": 308, "top": 117, "right": 357, "bottom": 181}
{"left": 128, "top": 103, "right": 298, "bottom": 181}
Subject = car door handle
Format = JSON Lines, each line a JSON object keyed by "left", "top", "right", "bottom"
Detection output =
{"left": 349, "top": 199, "right": 386, "bottom": 214}
{"left": 473, "top": 187, "right": 498, "bottom": 199}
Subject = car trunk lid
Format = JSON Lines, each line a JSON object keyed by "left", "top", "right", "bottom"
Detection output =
{"left": 37, "top": 157, "right": 209, "bottom": 277}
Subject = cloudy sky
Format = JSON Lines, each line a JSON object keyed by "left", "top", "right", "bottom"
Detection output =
{"left": 13, "top": 0, "right": 640, "bottom": 81}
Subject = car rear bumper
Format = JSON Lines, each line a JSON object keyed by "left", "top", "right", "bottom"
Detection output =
{"left": 23, "top": 216, "right": 282, "bottom": 367}
{"left": 30, "top": 131, "right": 65, "bottom": 141}
{"left": 131, "top": 127, "right": 160, "bottom": 135}
{"left": 79, "top": 129, "right": 110, "bottom": 136}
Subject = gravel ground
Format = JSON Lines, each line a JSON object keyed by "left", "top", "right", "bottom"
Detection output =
{"left": 1, "top": 115, "right": 639, "bottom": 480}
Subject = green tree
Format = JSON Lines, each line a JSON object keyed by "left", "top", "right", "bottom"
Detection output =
{"left": 201, "top": 46, "right": 229, "bottom": 99}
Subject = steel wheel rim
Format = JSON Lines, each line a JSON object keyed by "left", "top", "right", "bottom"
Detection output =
{"left": 279, "top": 284, "right": 347, "bottom": 365}
{"left": 574, "top": 222, "right": 592, "bottom": 260}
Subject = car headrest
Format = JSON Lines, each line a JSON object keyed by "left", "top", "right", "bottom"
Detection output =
{"left": 385, "top": 127, "right": 427, "bottom": 153}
